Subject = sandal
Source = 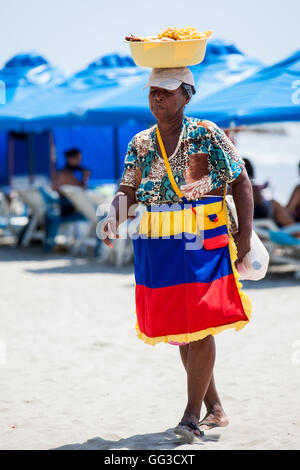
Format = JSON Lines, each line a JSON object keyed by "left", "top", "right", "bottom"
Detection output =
{"left": 174, "top": 421, "right": 204, "bottom": 443}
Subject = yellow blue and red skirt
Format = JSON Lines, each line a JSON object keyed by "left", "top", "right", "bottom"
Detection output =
{"left": 133, "top": 196, "right": 252, "bottom": 346}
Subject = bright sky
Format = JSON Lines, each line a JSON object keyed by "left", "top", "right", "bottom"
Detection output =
{"left": 0, "top": 0, "right": 299, "bottom": 75}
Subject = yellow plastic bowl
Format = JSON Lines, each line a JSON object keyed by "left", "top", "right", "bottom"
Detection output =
{"left": 127, "top": 38, "right": 209, "bottom": 68}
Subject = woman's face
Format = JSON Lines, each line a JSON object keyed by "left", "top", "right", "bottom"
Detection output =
{"left": 149, "top": 86, "right": 189, "bottom": 121}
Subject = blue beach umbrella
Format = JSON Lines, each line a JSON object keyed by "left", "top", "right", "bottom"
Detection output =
{"left": 0, "top": 52, "right": 65, "bottom": 184}
{"left": 0, "top": 52, "right": 65, "bottom": 105}
{"left": 0, "top": 54, "right": 147, "bottom": 132}
{"left": 188, "top": 50, "right": 300, "bottom": 126}
{"left": 0, "top": 41, "right": 263, "bottom": 131}
{"left": 84, "top": 39, "right": 264, "bottom": 126}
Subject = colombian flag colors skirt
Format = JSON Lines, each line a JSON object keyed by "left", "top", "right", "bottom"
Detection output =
{"left": 132, "top": 196, "right": 252, "bottom": 346}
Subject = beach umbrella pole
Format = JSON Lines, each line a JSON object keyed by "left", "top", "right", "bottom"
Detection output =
{"left": 27, "top": 133, "right": 35, "bottom": 185}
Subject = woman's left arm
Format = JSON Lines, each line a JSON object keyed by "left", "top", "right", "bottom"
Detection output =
{"left": 231, "top": 168, "right": 254, "bottom": 264}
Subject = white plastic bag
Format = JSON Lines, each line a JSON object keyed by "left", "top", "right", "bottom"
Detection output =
{"left": 237, "top": 230, "right": 270, "bottom": 281}
{"left": 226, "top": 195, "right": 270, "bottom": 281}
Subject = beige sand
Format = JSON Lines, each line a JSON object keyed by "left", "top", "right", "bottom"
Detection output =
{"left": 0, "top": 245, "right": 299, "bottom": 450}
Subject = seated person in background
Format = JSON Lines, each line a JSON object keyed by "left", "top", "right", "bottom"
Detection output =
{"left": 286, "top": 161, "right": 300, "bottom": 223}
{"left": 52, "top": 148, "right": 91, "bottom": 215}
{"left": 43, "top": 148, "right": 91, "bottom": 251}
{"left": 244, "top": 157, "right": 299, "bottom": 231}
{"left": 243, "top": 158, "right": 272, "bottom": 219}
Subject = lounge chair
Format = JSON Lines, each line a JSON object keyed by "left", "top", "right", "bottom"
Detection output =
{"left": 253, "top": 218, "right": 300, "bottom": 278}
{"left": 15, "top": 188, "right": 47, "bottom": 247}
{"left": 0, "top": 190, "right": 28, "bottom": 240}
{"left": 38, "top": 186, "right": 89, "bottom": 252}
{"left": 59, "top": 185, "right": 134, "bottom": 266}
{"left": 59, "top": 185, "right": 99, "bottom": 255}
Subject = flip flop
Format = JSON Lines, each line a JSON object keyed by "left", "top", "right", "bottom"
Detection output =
{"left": 174, "top": 421, "right": 204, "bottom": 444}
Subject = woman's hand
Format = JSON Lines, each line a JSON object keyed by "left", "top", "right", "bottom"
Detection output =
{"left": 100, "top": 216, "right": 119, "bottom": 248}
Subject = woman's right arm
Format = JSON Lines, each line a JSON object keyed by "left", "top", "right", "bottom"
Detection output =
{"left": 101, "top": 185, "right": 137, "bottom": 248}
{"left": 101, "top": 135, "right": 138, "bottom": 248}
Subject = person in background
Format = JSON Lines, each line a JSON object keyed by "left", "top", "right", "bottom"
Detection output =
{"left": 52, "top": 148, "right": 91, "bottom": 215}
{"left": 43, "top": 148, "right": 91, "bottom": 251}
{"left": 244, "top": 157, "right": 300, "bottom": 231}
{"left": 286, "top": 162, "right": 300, "bottom": 223}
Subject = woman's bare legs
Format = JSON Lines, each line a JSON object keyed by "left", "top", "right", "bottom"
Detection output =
{"left": 198, "top": 375, "right": 229, "bottom": 430}
{"left": 179, "top": 338, "right": 229, "bottom": 430}
{"left": 177, "top": 336, "right": 215, "bottom": 435}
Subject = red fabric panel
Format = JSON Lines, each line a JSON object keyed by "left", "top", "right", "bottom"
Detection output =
{"left": 135, "top": 274, "right": 248, "bottom": 339}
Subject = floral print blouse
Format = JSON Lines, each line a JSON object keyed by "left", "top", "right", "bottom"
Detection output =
{"left": 120, "top": 116, "right": 244, "bottom": 205}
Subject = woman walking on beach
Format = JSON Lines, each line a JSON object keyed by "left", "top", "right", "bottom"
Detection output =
{"left": 101, "top": 67, "right": 253, "bottom": 442}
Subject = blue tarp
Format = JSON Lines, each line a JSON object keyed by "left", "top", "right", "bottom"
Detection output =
{"left": 0, "top": 53, "right": 148, "bottom": 131}
{"left": 45, "top": 54, "right": 147, "bottom": 182}
{"left": 0, "top": 52, "right": 65, "bottom": 185}
{"left": 0, "top": 52, "right": 65, "bottom": 105}
{"left": 5, "top": 44, "right": 300, "bottom": 185}
{"left": 0, "top": 53, "right": 148, "bottom": 184}
{"left": 188, "top": 50, "right": 300, "bottom": 126}
{"left": 82, "top": 40, "right": 263, "bottom": 126}
{"left": 0, "top": 41, "right": 263, "bottom": 131}
{"left": 53, "top": 123, "right": 144, "bottom": 185}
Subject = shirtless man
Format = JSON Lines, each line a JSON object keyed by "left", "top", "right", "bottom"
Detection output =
{"left": 52, "top": 148, "right": 91, "bottom": 215}
{"left": 43, "top": 148, "right": 91, "bottom": 251}
{"left": 52, "top": 148, "right": 91, "bottom": 193}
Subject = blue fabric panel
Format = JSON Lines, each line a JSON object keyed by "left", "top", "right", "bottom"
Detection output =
{"left": 133, "top": 234, "right": 233, "bottom": 288}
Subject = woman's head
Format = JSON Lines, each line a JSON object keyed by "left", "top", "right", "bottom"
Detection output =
{"left": 149, "top": 85, "right": 190, "bottom": 121}
{"left": 144, "top": 67, "right": 195, "bottom": 121}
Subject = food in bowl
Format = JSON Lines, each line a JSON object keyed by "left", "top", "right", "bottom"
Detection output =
{"left": 125, "top": 27, "right": 212, "bottom": 42}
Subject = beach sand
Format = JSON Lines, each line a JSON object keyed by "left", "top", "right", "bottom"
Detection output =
{"left": 0, "top": 245, "right": 299, "bottom": 450}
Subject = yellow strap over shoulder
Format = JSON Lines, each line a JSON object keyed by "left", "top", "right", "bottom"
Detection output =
{"left": 156, "top": 127, "right": 184, "bottom": 199}
{"left": 156, "top": 126, "right": 227, "bottom": 203}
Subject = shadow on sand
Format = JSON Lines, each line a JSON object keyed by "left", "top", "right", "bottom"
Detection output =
{"left": 52, "top": 428, "right": 220, "bottom": 450}
{"left": 0, "top": 246, "right": 134, "bottom": 276}
{"left": 25, "top": 262, "right": 134, "bottom": 276}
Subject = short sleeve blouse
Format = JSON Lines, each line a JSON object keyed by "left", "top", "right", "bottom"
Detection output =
{"left": 120, "top": 116, "right": 244, "bottom": 205}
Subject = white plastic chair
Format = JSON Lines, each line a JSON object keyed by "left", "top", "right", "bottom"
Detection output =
{"left": 16, "top": 188, "right": 46, "bottom": 246}
{"left": 253, "top": 218, "right": 300, "bottom": 278}
{"left": 60, "top": 185, "right": 134, "bottom": 265}
{"left": 0, "top": 191, "right": 28, "bottom": 239}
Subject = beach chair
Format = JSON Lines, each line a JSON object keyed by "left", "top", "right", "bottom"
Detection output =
{"left": 59, "top": 185, "right": 103, "bottom": 256}
{"left": 0, "top": 190, "right": 28, "bottom": 240}
{"left": 253, "top": 219, "right": 300, "bottom": 277}
{"left": 38, "top": 186, "right": 89, "bottom": 252}
{"left": 15, "top": 188, "right": 47, "bottom": 247}
{"left": 60, "top": 185, "right": 134, "bottom": 265}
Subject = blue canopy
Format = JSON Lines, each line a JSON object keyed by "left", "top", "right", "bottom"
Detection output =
{"left": 0, "top": 53, "right": 65, "bottom": 185}
{"left": 0, "top": 41, "right": 263, "bottom": 131}
{"left": 187, "top": 50, "right": 300, "bottom": 126}
{"left": 0, "top": 52, "right": 65, "bottom": 104}
{"left": 83, "top": 39, "right": 263, "bottom": 127}
{"left": 0, "top": 44, "right": 265, "bottom": 186}
{"left": 0, "top": 53, "right": 148, "bottom": 131}
{"left": 0, "top": 53, "right": 148, "bottom": 185}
